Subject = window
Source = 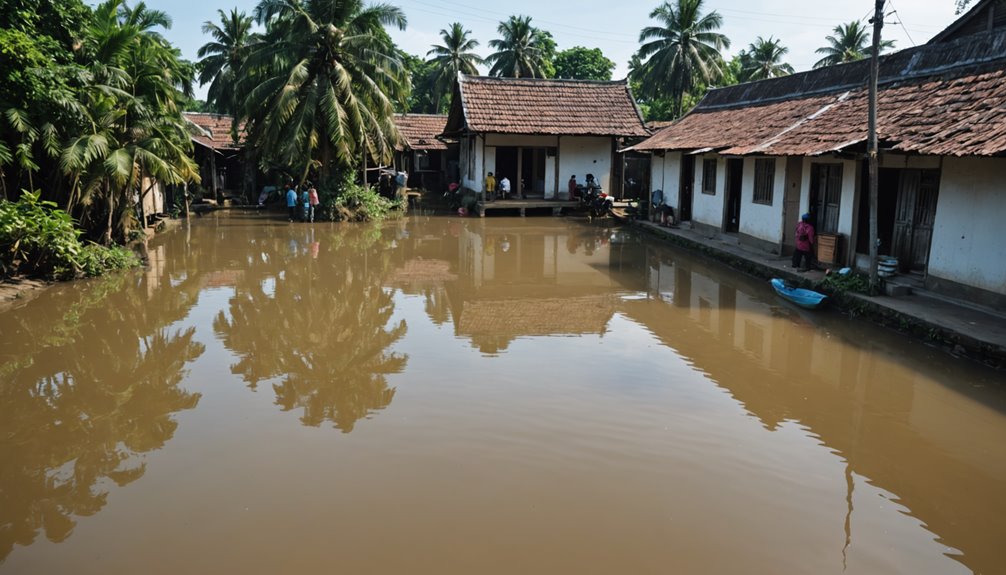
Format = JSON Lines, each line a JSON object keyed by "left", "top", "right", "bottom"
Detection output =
{"left": 753, "top": 159, "right": 775, "bottom": 205}
{"left": 702, "top": 159, "right": 717, "bottom": 195}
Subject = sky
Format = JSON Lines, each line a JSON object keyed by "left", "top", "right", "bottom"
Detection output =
{"left": 127, "top": 0, "right": 961, "bottom": 99}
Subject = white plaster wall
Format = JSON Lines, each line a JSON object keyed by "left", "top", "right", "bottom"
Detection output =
{"left": 484, "top": 146, "right": 496, "bottom": 189}
{"left": 544, "top": 154, "right": 557, "bottom": 198}
{"left": 460, "top": 135, "right": 485, "bottom": 191}
{"left": 739, "top": 157, "right": 786, "bottom": 244}
{"left": 558, "top": 136, "right": 614, "bottom": 192}
{"left": 692, "top": 154, "right": 724, "bottom": 230}
{"left": 928, "top": 157, "right": 1006, "bottom": 295}
{"left": 648, "top": 152, "right": 682, "bottom": 210}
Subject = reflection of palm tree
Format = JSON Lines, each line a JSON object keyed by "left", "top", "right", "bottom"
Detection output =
{"left": 0, "top": 267, "right": 204, "bottom": 560}
{"left": 213, "top": 224, "right": 408, "bottom": 432}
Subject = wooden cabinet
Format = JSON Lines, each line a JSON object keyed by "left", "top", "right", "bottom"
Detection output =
{"left": 816, "top": 233, "right": 841, "bottom": 267}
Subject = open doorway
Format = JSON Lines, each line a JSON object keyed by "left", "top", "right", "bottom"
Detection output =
{"left": 724, "top": 159, "right": 743, "bottom": 233}
{"left": 679, "top": 155, "right": 694, "bottom": 221}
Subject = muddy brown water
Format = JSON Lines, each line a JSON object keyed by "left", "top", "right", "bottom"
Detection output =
{"left": 1, "top": 212, "right": 1005, "bottom": 574}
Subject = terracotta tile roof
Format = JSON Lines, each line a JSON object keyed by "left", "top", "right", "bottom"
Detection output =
{"left": 447, "top": 75, "right": 648, "bottom": 137}
{"left": 631, "top": 30, "right": 1006, "bottom": 157}
{"left": 184, "top": 112, "right": 245, "bottom": 151}
{"left": 393, "top": 114, "right": 448, "bottom": 151}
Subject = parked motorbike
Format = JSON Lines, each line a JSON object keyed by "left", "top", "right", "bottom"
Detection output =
{"left": 579, "top": 183, "right": 612, "bottom": 220}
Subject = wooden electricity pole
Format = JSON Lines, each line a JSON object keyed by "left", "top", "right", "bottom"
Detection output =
{"left": 868, "top": 0, "right": 885, "bottom": 291}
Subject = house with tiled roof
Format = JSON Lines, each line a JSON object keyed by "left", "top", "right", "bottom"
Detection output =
{"left": 183, "top": 112, "right": 250, "bottom": 202}
{"left": 393, "top": 113, "right": 454, "bottom": 191}
{"left": 629, "top": 2, "right": 1006, "bottom": 309}
{"left": 442, "top": 74, "right": 648, "bottom": 202}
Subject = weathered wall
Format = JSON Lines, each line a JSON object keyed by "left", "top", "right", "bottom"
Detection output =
{"left": 739, "top": 157, "right": 786, "bottom": 245}
{"left": 692, "top": 154, "right": 724, "bottom": 230}
{"left": 649, "top": 152, "right": 682, "bottom": 211}
{"left": 558, "top": 136, "right": 614, "bottom": 193}
{"left": 928, "top": 157, "right": 1006, "bottom": 296}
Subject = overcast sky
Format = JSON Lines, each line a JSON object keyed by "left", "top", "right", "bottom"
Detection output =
{"left": 127, "top": 0, "right": 961, "bottom": 99}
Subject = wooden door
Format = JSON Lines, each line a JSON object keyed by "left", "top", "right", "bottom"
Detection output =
{"left": 679, "top": 155, "right": 694, "bottom": 221}
{"left": 810, "top": 163, "right": 842, "bottom": 234}
{"left": 892, "top": 169, "right": 940, "bottom": 272}
{"left": 782, "top": 157, "right": 802, "bottom": 253}
{"left": 724, "top": 159, "right": 743, "bottom": 233}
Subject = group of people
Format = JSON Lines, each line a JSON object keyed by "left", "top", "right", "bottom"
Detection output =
{"left": 484, "top": 172, "right": 512, "bottom": 200}
{"left": 284, "top": 182, "right": 320, "bottom": 223}
{"left": 568, "top": 174, "right": 599, "bottom": 200}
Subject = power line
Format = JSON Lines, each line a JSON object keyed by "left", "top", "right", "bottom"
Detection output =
{"left": 886, "top": 0, "right": 918, "bottom": 46}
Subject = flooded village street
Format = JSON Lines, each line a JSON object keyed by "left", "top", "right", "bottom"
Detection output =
{"left": 2, "top": 213, "right": 1005, "bottom": 574}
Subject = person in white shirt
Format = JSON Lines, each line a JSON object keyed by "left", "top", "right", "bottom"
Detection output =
{"left": 499, "top": 176, "right": 511, "bottom": 199}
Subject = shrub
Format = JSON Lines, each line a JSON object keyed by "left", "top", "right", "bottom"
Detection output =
{"left": 318, "top": 172, "right": 402, "bottom": 222}
{"left": 0, "top": 192, "right": 140, "bottom": 280}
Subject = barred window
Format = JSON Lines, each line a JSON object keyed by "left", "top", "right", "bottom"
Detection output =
{"left": 753, "top": 159, "right": 775, "bottom": 205}
{"left": 702, "top": 159, "right": 717, "bottom": 195}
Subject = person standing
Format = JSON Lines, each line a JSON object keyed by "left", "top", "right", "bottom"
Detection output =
{"left": 792, "top": 213, "right": 816, "bottom": 271}
{"left": 485, "top": 171, "right": 497, "bottom": 201}
{"left": 300, "top": 185, "right": 310, "bottom": 221}
{"left": 285, "top": 183, "right": 297, "bottom": 222}
{"left": 308, "top": 183, "right": 320, "bottom": 222}
{"left": 568, "top": 175, "right": 577, "bottom": 200}
{"left": 499, "top": 175, "right": 511, "bottom": 199}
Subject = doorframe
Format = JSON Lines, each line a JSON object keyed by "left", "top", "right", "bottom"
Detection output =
{"left": 723, "top": 158, "right": 743, "bottom": 233}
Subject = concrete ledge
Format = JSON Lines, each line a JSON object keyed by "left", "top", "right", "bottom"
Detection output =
{"left": 625, "top": 217, "right": 1006, "bottom": 369}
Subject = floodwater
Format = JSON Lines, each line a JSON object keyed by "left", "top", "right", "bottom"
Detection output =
{"left": 1, "top": 212, "right": 1005, "bottom": 575}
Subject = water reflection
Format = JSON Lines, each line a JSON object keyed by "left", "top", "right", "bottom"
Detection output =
{"left": 213, "top": 224, "right": 407, "bottom": 431}
{"left": 0, "top": 249, "right": 205, "bottom": 562}
{"left": 617, "top": 241, "right": 1006, "bottom": 575}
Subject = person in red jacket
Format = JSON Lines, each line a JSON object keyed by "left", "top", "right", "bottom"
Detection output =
{"left": 792, "top": 213, "right": 816, "bottom": 271}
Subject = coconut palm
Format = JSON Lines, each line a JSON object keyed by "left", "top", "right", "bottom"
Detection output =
{"left": 485, "top": 15, "right": 551, "bottom": 78}
{"left": 739, "top": 36, "right": 794, "bottom": 81}
{"left": 61, "top": 0, "right": 198, "bottom": 244}
{"left": 238, "top": 0, "right": 409, "bottom": 181}
{"left": 426, "top": 23, "right": 483, "bottom": 111}
{"left": 198, "top": 9, "right": 258, "bottom": 116}
{"left": 633, "top": 0, "right": 730, "bottom": 117}
{"left": 813, "top": 21, "right": 895, "bottom": 69}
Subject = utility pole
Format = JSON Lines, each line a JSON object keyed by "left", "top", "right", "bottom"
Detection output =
{"left": 868, "top": 0, "right": 885, "bottom": 292}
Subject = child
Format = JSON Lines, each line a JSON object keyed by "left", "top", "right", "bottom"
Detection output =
{"left": 792, "top": 213, "right": 816, "bottom": 271}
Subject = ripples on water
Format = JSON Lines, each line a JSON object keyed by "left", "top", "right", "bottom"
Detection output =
{"left": 0, "top": 212, "right": 1004, "bottom": 574}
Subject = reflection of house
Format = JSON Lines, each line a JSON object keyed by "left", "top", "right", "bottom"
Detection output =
{"left": 619, "top": 245, "right": 1006, "bottom": 575}
{"left": 184, "top": 112, "right": 248, "bottom": 201}
{"left": 392, "top": 113, "right": 455, "bottom": 192}
{"left": 629, "top": 2, "right": 1006, "bottom": 308}
{"left": 446, "top": 222, "right": 626, "bottom": 351}
{"left": 443, "top": 74, "right": 648, "bottom": 200}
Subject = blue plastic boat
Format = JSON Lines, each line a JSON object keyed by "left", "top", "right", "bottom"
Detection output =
{"left": 770, "top": 278, "right": 827, "bottom": 309}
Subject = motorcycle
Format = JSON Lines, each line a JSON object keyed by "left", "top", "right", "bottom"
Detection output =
{"left": 579, "top": 183, "right": 612, "bottom": 220}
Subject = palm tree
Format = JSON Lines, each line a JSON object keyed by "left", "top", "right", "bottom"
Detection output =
{"left": 426, "top": 23, "right": 483, "bottom": 111}
{"left": 739, "top": 36, "right": 794, "bottom": 82}
{"left": 238, "top": 0, "right": 409, "bottom": 182}
{"left": 485, "top": 15, "right": 551, "bottom": 78}
{"left": 634, "top": 0, "right": 730, "bottom": 117}
{"left": 61, "top": 0, "right": 198, "bottom": 244}
{"left": 813, "top": 21, "right": 895, "bottom": 69}
{"left": 197, "top": 9, "right": 258, "bottom": 116}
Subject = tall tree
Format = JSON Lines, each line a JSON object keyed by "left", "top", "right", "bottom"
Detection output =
{"left": 813, "top": 21, "right": 895, "bottom": 68}
{"left": 197, "top": 9, "right": 258, "bottom": 116}
{"left": 554, "top": 46, "right": 615, "bottom": 80}
{"left": 426, "top": 22, "right": 483, "bottom": 112}
{"left": 632, "top": 0, "right": 730, "bottom": 117}
{"left": 739, "top": 36, "right": 794, "bottom": 82}
{"left": 485, "top": 15, "right": 553, "bottom": 78}
{"left": 238, "top": 0, "right": 409, "bottom": 182}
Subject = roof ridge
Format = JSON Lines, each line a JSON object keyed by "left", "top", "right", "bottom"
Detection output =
{"left": 459, "top": 74, "right": 628, "bottom": 86}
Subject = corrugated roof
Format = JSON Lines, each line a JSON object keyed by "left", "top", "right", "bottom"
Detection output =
{"left": 183, "top": 112, "right": 245, "bottom": 151}
{"left": 632, "top": 29, "right": 1006, "bottom": 157}
{"left": 393, "top": 114, "right": 448, "bottom": 151}
{"left": 446, "top": 75, "right": 648, "bottom": 137}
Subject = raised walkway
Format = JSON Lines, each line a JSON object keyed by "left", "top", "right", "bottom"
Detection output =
{"left": 622, "top": 215, "right": 1006, "bottom": 369}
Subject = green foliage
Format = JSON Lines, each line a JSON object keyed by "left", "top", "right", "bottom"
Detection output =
{"left": 554, "top": 46, "right": 615, "bottom": 80}
{"left": 737, "top": 36, "right": 794, "bottom": 82}
{"left": 425, "top": 22, "right": 484, "bottom": 111}
{"left": 819, "top": 270, "right": 871, "bottom": 296}
{"left": 318, "top": 172, "right": 401, "bottom": 222}
{"left": 486, "top": 15, "right": 555, "bottom": 78}
{"left": 0, "top": 191, "right": 138, "bottom": 280}
{"left": 813, "top": 21, "right": 895, "bottom": 69}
